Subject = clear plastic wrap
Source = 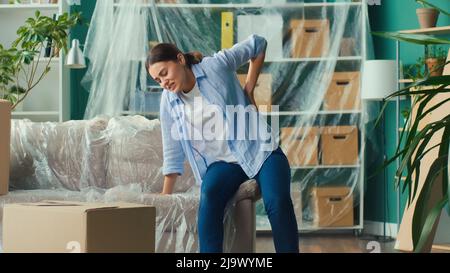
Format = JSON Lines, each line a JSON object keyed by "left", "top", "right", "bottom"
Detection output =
{"left": 3, "top": 0, "right": 370, "bottom": 252}
{"left": 83, "top": 0, "right": 367, "bottom": 232}
{"left": 4, "top": 116, "right": 259, "bottom": 252}
{"left": 82, "top": 0, "right": 366, "bottom": 232}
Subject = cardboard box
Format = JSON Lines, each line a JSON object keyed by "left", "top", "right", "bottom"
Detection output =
{"left": 290, "top": 19, "right": 330, "bottom": 58}
{"left": 0, "top": 100, "right": 11, "bottom": 196}
{"left": 280, "top": 127, "right": 319, "bottom": 166}
{"left": 323, "top": 72, "right": 361, "bottom": 110}
{"left": 237, "top": 15, "right": 283, "bottom": 61}
{"left": 3, "top": 201, "right": 156, "bottom": 253}
{"left": 310, "top": 186, "right": 354, "bottom": 227}
{"left": 320, "top": 126, "right": 358, "bottom": 165}
{"left": 291, "top": 183, "right": 303, "bottom": 227}
{"left": 339, "top": 38, "right": 357, "bottom": 57}
{"left": 238, "top": 74, "right": 272, "bottom": 112}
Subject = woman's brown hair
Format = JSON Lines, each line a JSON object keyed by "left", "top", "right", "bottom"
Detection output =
{"left": 145, "top": 43, "right": 202, "bottom": 70}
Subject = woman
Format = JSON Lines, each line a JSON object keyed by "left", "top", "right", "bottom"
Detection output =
{"left": 146, "top": 34, "right": 299, "bottom": 253}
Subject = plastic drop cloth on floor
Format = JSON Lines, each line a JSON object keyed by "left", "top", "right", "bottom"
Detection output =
{"left": 2, "top": 115, "right": 244, "bottom": 253}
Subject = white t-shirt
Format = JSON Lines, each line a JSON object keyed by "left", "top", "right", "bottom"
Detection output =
{"left": 178, "top": 82, "right": 237, "bottom": 166}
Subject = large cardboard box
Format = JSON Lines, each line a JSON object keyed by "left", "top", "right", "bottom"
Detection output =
{"left": 310, "top": 186, "right": 354, "bottom": 227}
{"left": 280, "top": 127, "right": 319, "bottom": 166}
{"left": 238, "top": 73, "right": 272, "bottom": 112}
{"left": 3, "top": 201, "right": 156, "bottom": 253}
{"left": 290, "top": 19, "right": 330, "bottom": 58}
{"left": 0, "top": 100, "right": 11, "bottom": 196}
{"left": 321, "top": 126, "right": 359, "bottom": 165}
{"left": 323, "top": 72, "right": 361, "bottom": 110}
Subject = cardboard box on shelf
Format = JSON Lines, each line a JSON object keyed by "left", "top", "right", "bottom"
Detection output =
{"left": 3, "top": 201, "right": 156, "bottom": 253}
{"left": 238, "top": 73, "right": 272, "bottom": 112}
{"left": 310, "top": 186, "right": 354, "bottom": 227}
{"left": 290, "top": 19, "right": 330, "bottom": 58}
{"left": 0, "top": 100, "right": 11, "bottom": 196}
{"left": 339, "top": 38, "right": 357, "bottom": 57}
{"left": 291, "top": 183, "right": 303, "bottom": 227}
{"left": 320, "top": 126, "right": 359, "bottom": 165}
{"left": 323, "top": 72, "right": 361, "bottom": 111}
{"left": 280, "top": 127, "right": 319, "bottom": 166}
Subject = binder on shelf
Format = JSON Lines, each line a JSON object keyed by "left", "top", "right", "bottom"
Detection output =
{"left": 221, "top": 12, "right": 233, "bottom": 50}
{"left": 237, "top": 14, "right": 283, "bottom": 61}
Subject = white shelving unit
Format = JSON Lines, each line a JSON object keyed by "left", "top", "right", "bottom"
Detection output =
{"left": 0, "top": 0, "right": 70, "bottom": 122}
{"left": 114, "top": 2, "right": 362, "bottom": 8}
{"left": 117, "top": 0, "right": 366, "bottom": 233}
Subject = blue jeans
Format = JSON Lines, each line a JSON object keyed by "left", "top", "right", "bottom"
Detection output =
{"left": 198, "top": 147, "right": 299, "bottom": 253}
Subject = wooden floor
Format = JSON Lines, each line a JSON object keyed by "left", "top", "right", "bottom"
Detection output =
{"left": 255, "top": 232, "right": 450, "bottom": 253}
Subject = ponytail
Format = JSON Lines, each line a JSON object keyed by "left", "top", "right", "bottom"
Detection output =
{"left": 146, "top": 43, "right": 203, "bottom": 70}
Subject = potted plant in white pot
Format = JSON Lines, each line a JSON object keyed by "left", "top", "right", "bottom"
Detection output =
{"left": 415, "top": 0, "right": 449, "bottom": 29}
{"left": 0, "top": 11, "right": 81, "bottom": 195}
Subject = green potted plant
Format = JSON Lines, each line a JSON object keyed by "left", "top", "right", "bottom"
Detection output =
{"left": 2, "top": 85, "right": 26, "bottom": 111}
{"left": 0, "top": 11, "right": 81, "bottom": 111}
{"left": 0, "top": 10, "right": 81, "bottom": 196}
{"left": 373, "top": 30, "right": 450, "bottom": 252}
{"left": 415, "top": 0, "right": 449, "bottom": 29}
{"left": 425, "top": 46, "right": 447, "bottom": 77}
{"left": 404, "top": 57, "right": 427, "bottom": 81}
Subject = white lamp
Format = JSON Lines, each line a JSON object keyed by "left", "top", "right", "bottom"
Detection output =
{"left": 65, "top": 39, "right": 86, "bottom": 69}
{"left": 362, "top": 59, "right": 398, "bottom": 242}
{"left": 362, "top": 60, "right": 397, "bottom": 101}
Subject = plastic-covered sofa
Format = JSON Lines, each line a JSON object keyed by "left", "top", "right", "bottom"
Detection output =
{"left": 0, "top": 115, "right": 260, "bottom": 253}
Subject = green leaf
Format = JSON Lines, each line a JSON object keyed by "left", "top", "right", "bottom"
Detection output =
{"left": 372, "top": 32, "right": 450, "bottom": 45}
{"left": 411, "top": 156, "right": 447, "bottom": 250}
{"left": 414, "top": 194, "right": 448, "bottom": 252}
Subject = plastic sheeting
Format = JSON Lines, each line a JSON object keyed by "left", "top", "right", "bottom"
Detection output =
{"left": 80, "top": 0, "right": 369, "bottom": 232}
{"left": 5, "top": 116, "right": 250, "bottom": 253}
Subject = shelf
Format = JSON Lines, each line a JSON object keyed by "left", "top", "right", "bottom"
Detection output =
{"left": 262, "top": 110, "right": 361, "bottom": 116}
{"left": 122, "top": 111, "right": 159, "bottom": 116}
{"left": 256, "top": 216, "right": 362, "bottom": 232}
{"left": 35, "top": 57, "right": 60, "bottom": 63}
{"left": 114, "top": 2, "right": 363, "bottom": 9}
{"left": 399, "top": 26, "right": 450, "bottom": 36}
{"left": 268, "top": 56, "right": 362, "bottom": 62}
{"left": 291, "top": 164, "right": 360, "bottom": 169}
{"left": 12, "top": 111, "right": 59, "bottom": 116}
{"left": 299, "top": 222, "right": 363, "bottom": 231}
{"left": 123, "top": 110, "right": 362, "bottom": 116}
{"left": 399, "top": 79, "right": 414, "bottom": 83}
{"left": 0, "top": 3, "right": 58, "bottom": 9}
